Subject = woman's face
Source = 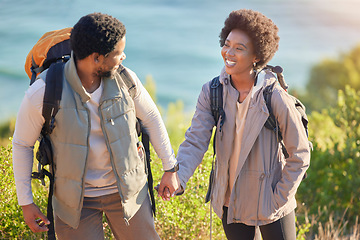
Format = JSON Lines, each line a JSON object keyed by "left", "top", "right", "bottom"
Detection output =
{"left": 221, "top": 29, "right": 257, "bottom": 77}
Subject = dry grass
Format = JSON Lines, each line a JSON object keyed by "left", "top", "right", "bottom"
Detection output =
{"left": 299, "top": 206, "right": 360, "bottom": 240}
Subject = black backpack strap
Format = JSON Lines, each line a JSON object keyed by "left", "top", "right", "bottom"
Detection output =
{"left": 35, "top": 61, "right": 65, "bottom": 240}
{"left": 118, "top": 65, "right": 136, "bottom": 98}
{"left": 43, "top": 60, "right": 65, "bottom": 240}
{"left": 210, "top": 76, "right": 225, "bottom": 130}
{"left": 206, "top": 76, "right": 225, "bottom": 203}
{"left": 141, "top": 126, "right": 156, "bottom": 217}
{"left": 42, "top": 61, "right": 65, "bottom": 135}
{"left": 263, "top": 82, "right": 289, "bottom": 158}
{"left": 209, "top": 76, "right": 226, "bottom": 154}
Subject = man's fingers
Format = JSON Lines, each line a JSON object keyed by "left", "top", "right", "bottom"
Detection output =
{"left": 156, "top": 184, "right": 171, "bottom": 201}
{"left": 38, "top": 212, "right": 50, "bottom": 225}
{"left": 29, "top": 219, "right": 49, "bottom": 232}
{"left": 22, "top": 203, "right": 50, "bottom": 233}
{"left": 164, "top": 187, "right": 171, "bottom": 200}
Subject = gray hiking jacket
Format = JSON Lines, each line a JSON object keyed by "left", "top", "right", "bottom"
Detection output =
{"left": 176, "top": 67, "right": 310, "bottom": 226}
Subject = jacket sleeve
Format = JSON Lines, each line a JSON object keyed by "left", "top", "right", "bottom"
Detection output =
{"left": 271, "top": 86, "right": 311, "bottom": 209}
{"left": 176, "top": 81, "right": 216, "bottom": 191}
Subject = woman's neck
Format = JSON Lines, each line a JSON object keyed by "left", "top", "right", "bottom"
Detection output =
{"left": 230, "top": 72, "right": 255, "bottom": 102}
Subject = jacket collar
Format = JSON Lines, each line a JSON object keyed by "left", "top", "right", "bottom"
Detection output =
{"left": 219, "top": 66, "right": 277, "bottom": 98}
{"left": 64, "top": 52, "right": 123, "bottom": 104}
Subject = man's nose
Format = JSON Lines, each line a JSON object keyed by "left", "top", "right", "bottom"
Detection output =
{"left": 120, "top": 52, "right": 126, "bottom": 60}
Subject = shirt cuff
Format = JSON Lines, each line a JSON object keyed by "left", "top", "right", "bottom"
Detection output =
{"left": 162, "top": 154, "right": 177, "bottom": 171}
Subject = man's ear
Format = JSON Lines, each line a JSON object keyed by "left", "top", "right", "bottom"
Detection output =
{"left": 92, "top": 53, "right": 102, "bottom": 64}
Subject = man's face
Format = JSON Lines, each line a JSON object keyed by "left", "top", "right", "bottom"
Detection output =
{"left": 96, "top": 36, "right": 126, "bottom": 79}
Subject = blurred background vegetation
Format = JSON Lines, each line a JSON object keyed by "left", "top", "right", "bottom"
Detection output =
{"left": 1, "top": 44, "right": 360, "bottom": 239}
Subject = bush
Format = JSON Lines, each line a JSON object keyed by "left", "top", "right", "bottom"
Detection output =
{"left": 0, "top": 142, "right": 48, "bottom": 239}
{"left": 297, "top": 86, "right": 360, "bottom": 235}
{"left": 0, "top": 119, "right": 15, "bottom": 147}
{"left": 300, "top": 44, "right": 360, "bottom": 112}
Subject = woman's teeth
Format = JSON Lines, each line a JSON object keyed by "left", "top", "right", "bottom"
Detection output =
{"left": 226, "top": 60, "right": 236, "bottom": 66}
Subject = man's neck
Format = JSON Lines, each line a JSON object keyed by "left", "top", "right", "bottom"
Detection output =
{"left": 75, "top": 58, "right": 101, "bottom": 93}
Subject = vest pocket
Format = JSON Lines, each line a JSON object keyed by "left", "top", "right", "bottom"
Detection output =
{"left": 119, "top": 162, "right": 147, "bottom": 202}
{"left": 101, "top": 95, "right": 136, "bottom": 138}
{"left": 54, "top": 177, "right": 82, "bottom": 209}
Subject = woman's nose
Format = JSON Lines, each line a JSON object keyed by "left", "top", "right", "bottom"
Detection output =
{"left": 226, "top": 48, "right": 235, "bottom": 56}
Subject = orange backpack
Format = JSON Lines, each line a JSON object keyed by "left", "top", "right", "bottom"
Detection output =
{"left": 25, "top": 27, "right": 72, "bottom": 84}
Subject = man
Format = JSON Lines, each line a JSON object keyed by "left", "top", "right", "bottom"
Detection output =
{"left": 13, "top": 12, "right": 179, "bottom": 239}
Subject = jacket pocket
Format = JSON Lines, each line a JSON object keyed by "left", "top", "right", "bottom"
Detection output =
{"left": 257, "top": 176, "right": 280, "bottom": 221}
{"left": 233, "top": 170, "right": 262, "bottom": 221}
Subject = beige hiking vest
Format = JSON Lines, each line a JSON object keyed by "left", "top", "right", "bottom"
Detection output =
{"left": 43, "top": 56, "right": 148, "bottom": 229}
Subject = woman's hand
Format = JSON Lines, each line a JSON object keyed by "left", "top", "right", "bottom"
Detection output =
{"left": 156, "top": 172, "right": 181, "bottom": 201}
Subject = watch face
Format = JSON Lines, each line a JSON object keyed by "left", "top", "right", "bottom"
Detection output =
{"left": 166, "top": 163, "right": 179, "bottom": 172}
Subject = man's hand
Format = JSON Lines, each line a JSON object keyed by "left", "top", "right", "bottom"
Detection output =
{"left": 157, "top": 172, "right": 180, "bottom": 201}
{"left": 21, "top": 203, "right": 50, "bottom": 233}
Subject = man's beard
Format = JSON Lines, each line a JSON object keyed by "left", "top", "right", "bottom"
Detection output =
{"left": 96, "top": 68, "right": 116, "bottom": 79}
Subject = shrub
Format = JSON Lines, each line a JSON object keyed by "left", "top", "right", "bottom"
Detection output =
{"left": 297, "top": 86, "right": 360, "bottom": 235}
{"left": 0, "top": 142, "right": 48, "bottom": 239}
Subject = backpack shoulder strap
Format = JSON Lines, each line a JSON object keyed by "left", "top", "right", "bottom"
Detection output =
{"left": 210, "top": 76, "right": 222, "bottom": 124}
{"left": 206, "top": 76, "right": 225, "bottom": 203}
{"left": 263, "top": 81, "right": 289, "bottom": 158}
{"left": 37, "top": 60, "right": 65, "bottom": 240}
{"left": 118, "top": 65, "right": 136, "bottom": 99}
{"left": 42, "top": 61, "right": 65, "bottom": 136}
{"left": 263, "top": 82, "right": 280, "bottom": 137}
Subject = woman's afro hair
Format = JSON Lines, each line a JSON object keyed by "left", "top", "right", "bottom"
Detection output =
{"left": 219, "top": 9, "right": 280, "bottom": 69}
{"left": 71, "top": 12, "right": 126, "bottom": 60}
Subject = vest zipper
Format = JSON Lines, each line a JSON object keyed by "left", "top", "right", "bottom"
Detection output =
{"left": 79, "top": 105, "right": 91, "bottom": 221}
{"left": 98, "top": 102, "right": 130, "bottom": 225}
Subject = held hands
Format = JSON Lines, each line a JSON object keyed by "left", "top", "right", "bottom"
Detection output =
{"left": 156, "top": 172, "right": 181, "bottom": 201}
{"left": 21, "top": 203, "right": 50, "bottom": 233}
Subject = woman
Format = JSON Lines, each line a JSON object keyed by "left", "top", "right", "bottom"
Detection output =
{"left": 159, "top": 9, "right": 310, "bottom": 240}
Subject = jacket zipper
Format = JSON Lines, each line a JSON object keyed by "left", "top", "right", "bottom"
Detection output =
{"left": 256, "top": 173, "right": 266, "bottom": 226}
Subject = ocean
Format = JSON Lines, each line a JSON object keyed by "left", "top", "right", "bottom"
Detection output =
{"left": 1, "top": 0, "right": 360, "bottom": 123}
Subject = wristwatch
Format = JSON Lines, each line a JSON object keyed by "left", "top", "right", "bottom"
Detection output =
{"left": 164, "top": 163, "right": 179, "bottom": 172}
